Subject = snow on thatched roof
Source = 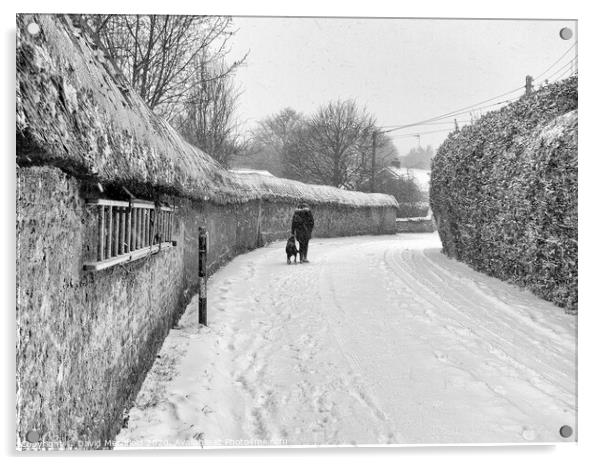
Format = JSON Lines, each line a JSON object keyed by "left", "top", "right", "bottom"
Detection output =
{"left": 16, "top": 14, "right": 397, "bottom": 209}
{"left": 229, "top": 169, "right": 276, "bottom": 177}
{"left": 229, "top": 169, "right": 397, "bottom": 207}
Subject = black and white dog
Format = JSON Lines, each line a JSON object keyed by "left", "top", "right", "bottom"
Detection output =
{"left": 285, "top": 236, "right": 298, "bottom": 264}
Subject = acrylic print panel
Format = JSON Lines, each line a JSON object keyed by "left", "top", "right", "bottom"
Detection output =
{"left": 15, "top": 12, "right": 577, "bottom": 450}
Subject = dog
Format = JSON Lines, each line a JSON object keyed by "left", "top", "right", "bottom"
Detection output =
{"left": 285, "top": 236, "right": 298, "bottom": 264}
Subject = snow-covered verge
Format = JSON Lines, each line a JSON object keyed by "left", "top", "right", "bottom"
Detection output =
{"left": 116, "top": 233, "right": 576, "bottom": 447}
{"left": 406, "top": 168, "right": 431, "bottom": 192}
{"left": 387, "top": 167, "right": 431, "bottom": 193}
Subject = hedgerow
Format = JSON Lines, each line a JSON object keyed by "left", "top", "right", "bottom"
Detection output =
{"left": 397, "top": 202, "right": 429, "bottom": 219}
{"left": 430, "top": 77, "right": 577, "bottom": 312}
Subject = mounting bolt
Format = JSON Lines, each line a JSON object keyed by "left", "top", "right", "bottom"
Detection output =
{"left": 25, "top": 430, "right": 40, "bottom": 443}
{"left": 27, "top": 23, "right": 40, "bottom": 36}
{"left": 559, "top": 425, "right": 573, "bottom": 438}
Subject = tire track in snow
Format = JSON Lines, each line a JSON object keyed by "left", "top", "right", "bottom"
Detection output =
{"left": 385, "top": 248, "right": 575, "bottom": 409}
{"left": 419, "top": 249, "right": 574, "bottom": 353}
{"left": 380, "top": 245, "right": 576, "bottom": 440}
{"left": 316, "top": 254, "right": 400, "bottom": 444}
{"left": 117, "top": 233, "right": 576, "bottom": 447}
{"left": 209, "top": 242, "right": 390, "bottom": 444}
{"left": 275, "top": 243, "right": 397, "bottom": 444}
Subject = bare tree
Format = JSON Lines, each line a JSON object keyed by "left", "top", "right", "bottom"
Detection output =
{"left": 84, "top": 14, "right": 247, "bottom": 121}
{"left": 235, "top": 108, "right": 304, "bottom": 176}
{"left": 283, "top": 100, "right": 392, "bottom": 189}
{"left": 254, "top": 108, "right": 304, "bottom": 148}
{"left": 174, "top": 56, "right": 247, "bottom": 167}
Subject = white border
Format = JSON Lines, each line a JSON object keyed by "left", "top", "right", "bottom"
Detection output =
{"left": 4, "top": 1, "right": 599, "bottom": 464}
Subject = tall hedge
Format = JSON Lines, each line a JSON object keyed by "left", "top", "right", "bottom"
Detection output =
{"left": 430, "top": 77, "right": 577, "bottom": 312}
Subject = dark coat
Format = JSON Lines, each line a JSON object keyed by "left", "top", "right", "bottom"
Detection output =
{"left": 291, "top": 207, "right": 314, "bottom": 241}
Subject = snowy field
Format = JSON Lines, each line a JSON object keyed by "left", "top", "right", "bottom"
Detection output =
{"left": 406, "top": 168, "right": 431, "bottom": 192}
{"left": 116, "top": 233, "right": 576, "bottom": 448}
{"left": 387, "top": 167, "right": 431, "bottom": 193}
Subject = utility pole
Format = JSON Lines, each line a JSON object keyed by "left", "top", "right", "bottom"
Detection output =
{"left": 370, "top": 130, "right": 377, "bottom": 192}
{"left": 525, "top": 75, "right": 534, "bottom": 96}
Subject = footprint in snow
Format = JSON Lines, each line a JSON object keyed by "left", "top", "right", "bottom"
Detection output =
{"left": 433, "top": 350, "right": 448, "bottom": 362}
{"left": 492, "top": 385, "right": 507, "bottom": 395}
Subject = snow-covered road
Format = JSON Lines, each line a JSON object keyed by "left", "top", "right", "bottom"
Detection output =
{"left": 116, "top": 233, "right": 576, "bottom": 447}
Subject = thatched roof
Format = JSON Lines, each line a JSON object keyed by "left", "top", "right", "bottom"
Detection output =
{"left": 16, "top": 14, "right": 397, "bottom": 208}
{"left": 229, "top": 170, "right": 397, "bottom": 207}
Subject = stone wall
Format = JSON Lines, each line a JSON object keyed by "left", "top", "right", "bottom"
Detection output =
{"left": 17, "top": 166, "right": 187, "bottom": 447}
{"left": 395, "top": 218, "right": 436, "bottom": 233}
{"left": 16, "top": 165, "right": 397, "bottom": 448}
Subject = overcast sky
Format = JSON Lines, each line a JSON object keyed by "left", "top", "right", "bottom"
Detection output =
{"left": 228, "top": 17, "right": 577, "bottom": 158}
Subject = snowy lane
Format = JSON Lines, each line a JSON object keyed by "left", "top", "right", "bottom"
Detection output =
{"left": 116, "top": 233, "right": 576, "bottom": 447}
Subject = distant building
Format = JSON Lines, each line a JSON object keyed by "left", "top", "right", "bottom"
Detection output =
{"left": 360, "top": 160, "right": 430, "bottom": 218}
{"left": 378, "top": 160, "right": 431, "bottom": 194}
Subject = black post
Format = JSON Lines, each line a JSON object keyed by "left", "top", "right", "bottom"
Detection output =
{"left": 370, "top": 130, "right": 377, "bottom": 192}
{"left": 198, "top": 227, "right": 207, "bottom": 326}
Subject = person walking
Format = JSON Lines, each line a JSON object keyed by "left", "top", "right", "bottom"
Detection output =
{"left": 291, "top": 202, "right": 314, "bottom": 263}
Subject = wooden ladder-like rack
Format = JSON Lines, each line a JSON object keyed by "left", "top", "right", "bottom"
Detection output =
{"left": 84, "top": 198, "right": 175, "bottom": 271}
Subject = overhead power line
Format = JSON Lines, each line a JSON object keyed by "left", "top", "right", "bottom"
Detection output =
{"left": 381, "top": 42, "right": 578, "bottom": 137}
{"left": 534, "top": 43, "right": 577, "bottom": 81}
{"left": 552, "top": 65, "right": 576, "bottom": 84}
{"left": 380, "top": 120, "right": 471, "bottom": 128}
{"left": 386, "top": 96, "right": 523, "bottom": 140}
{"left": 385, "top": 96, "right": 520, "bottom": 136}
{"left": 388, "top": 128, "right": 457, "bottom": 139}
{"left": 542, "top": 56, "right": 578, "bottom": 82}
{"left": 382, "top": 88, "right": 523, "bottom": 134}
